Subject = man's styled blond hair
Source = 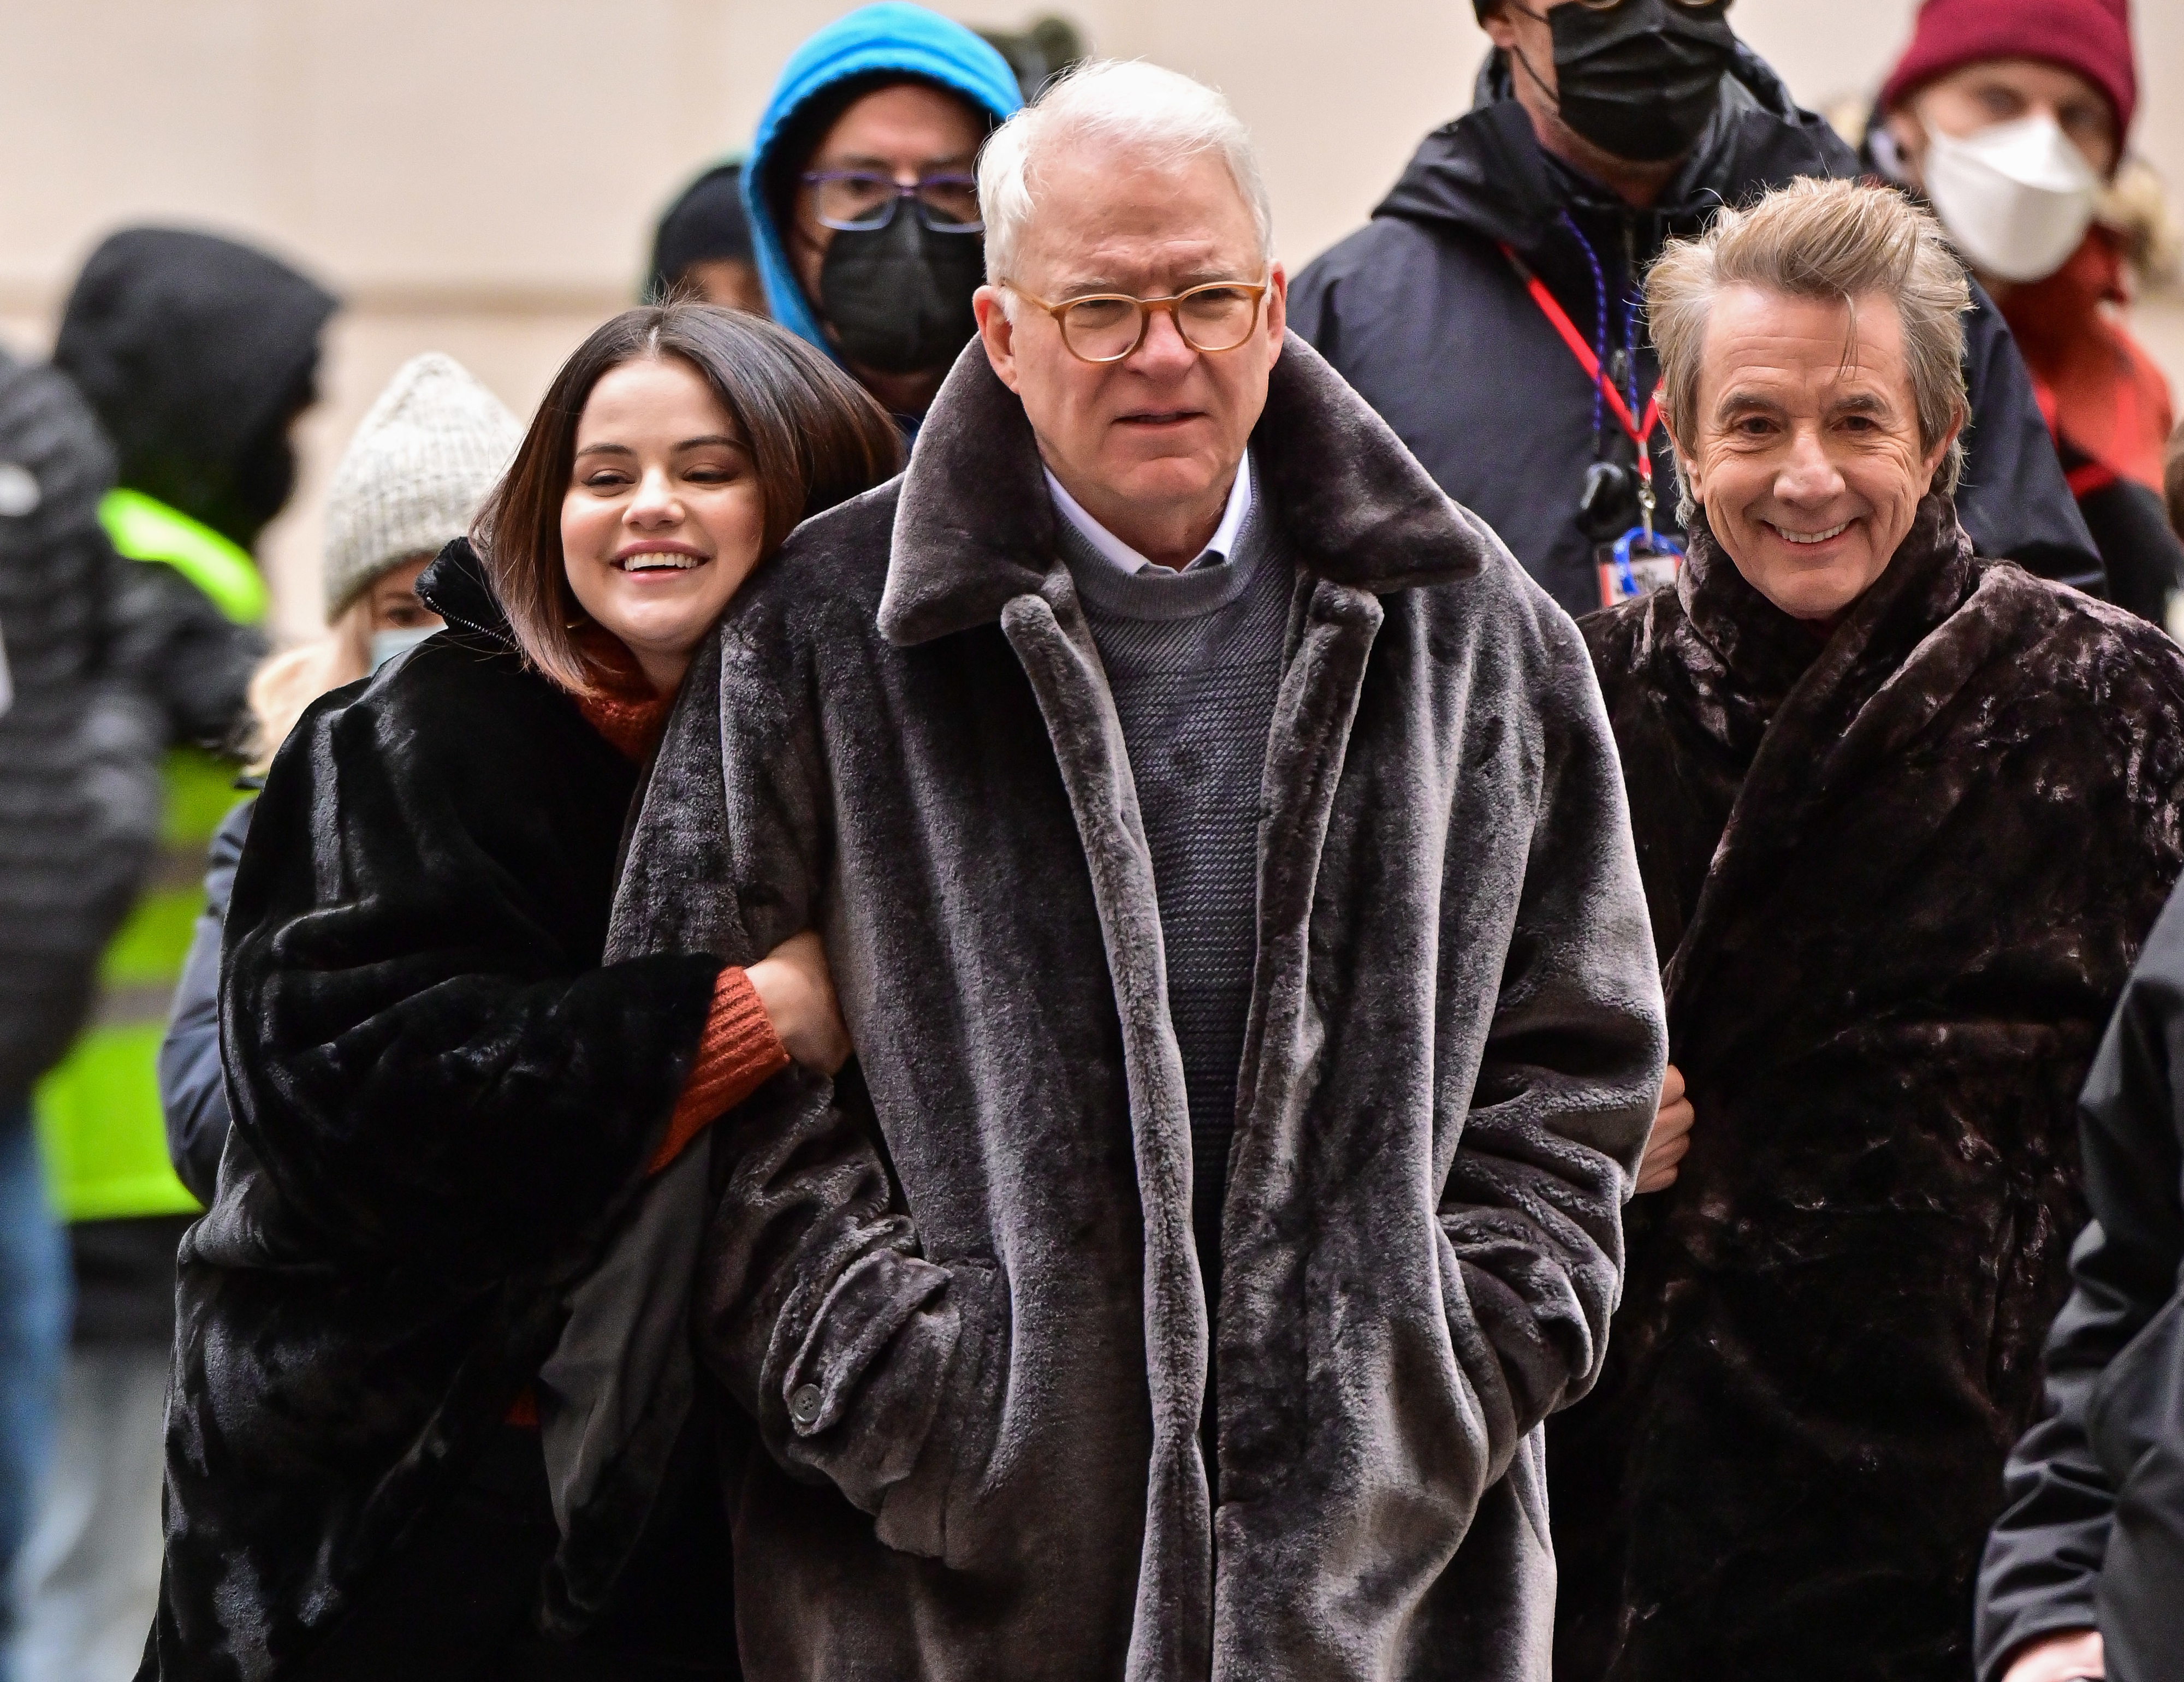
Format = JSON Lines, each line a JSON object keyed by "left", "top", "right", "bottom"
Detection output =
{"left": 1647, "top": 177, "right": 1972, "bottom": 521}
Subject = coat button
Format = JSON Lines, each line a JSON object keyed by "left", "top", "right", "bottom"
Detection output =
{"left": 789, "top": 1383, "right": 823, "bottom": 1428}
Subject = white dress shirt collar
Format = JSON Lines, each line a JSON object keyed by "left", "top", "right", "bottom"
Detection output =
{"left": 1044, "top": 450, "right": 1254, "bottom": 576}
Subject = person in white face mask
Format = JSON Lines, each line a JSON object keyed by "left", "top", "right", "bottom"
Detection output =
{"left": 155, "top": 351, "right": 522, "bottom": 1208}
{"left": 1871, "top": 0, "right": 2184, "bottom": 631}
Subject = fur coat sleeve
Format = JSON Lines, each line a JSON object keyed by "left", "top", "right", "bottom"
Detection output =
{"left": 607, "top": 617, "right": 974, "bottom": 1556}
{"left": 217, "top": 636, "right": 722, "bottom": 1280}
{"left": 1440, "top": 587, "right": 1662, "bottom": 1446}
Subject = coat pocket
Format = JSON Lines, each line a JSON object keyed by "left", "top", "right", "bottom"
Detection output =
{"left": 870, "top": 1258, "right": 1009, "bottom": 1568}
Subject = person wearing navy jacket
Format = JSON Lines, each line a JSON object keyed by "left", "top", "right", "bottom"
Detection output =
{"left": 1290, "top": 0, "right": 2100, "bottom": 621}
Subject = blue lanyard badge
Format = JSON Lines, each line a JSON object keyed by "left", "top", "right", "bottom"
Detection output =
{"left": 1598, "top": 526, "right": 1686, "bottom": 609}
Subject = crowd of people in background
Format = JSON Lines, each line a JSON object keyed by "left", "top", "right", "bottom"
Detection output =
{"left": 2, "top": 0, "right": 2184, "bottom": 1678}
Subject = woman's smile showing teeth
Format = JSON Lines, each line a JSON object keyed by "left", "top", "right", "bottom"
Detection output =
{"left": 614, "top": 544, "right": 708, "bottom": 573}
{"left": 1766, "top": 519, "right": 1851, "bottom": 546}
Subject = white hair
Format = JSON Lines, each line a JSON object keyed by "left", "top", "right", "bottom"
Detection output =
{"left": 976, "top": 59, "right": 1274, "bottom": 293}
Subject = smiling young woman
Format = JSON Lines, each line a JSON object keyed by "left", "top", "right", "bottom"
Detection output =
{"left": 144, "top": 303, "right": 899, "bottom": 1682}
{"left": 480, "top": 303, "right": 900, "bottom": 698}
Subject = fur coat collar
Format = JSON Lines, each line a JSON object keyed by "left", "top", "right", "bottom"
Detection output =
{"left": 877, "top": 330, "right": 1487, "bottom": 648}
{"left": 1557, "top": 500, "right": 2184, "bottom": 1680}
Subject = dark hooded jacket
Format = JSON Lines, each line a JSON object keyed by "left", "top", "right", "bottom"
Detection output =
{"left": 1558, "top": 496, "right": 2184, "bottom": 1680}
{"left": 1977, "top": 879, "right": 2184, "bottom": 1682}
{"left": 142, "top": 540, "right": 729, "bottom": 1680}
{"left": 0, "top": 350, "right": 163, "bottom": 1103}
{"left": 46, "top": 230, "right": 336, "bottom": 1345}
{"left": 55, "top": 228, "right": 336, "bottom": 556}
{"left": 1290, "top": 47, "right": 2100, "bottom": 619}
{"left": 605, "top": 335, "right": 1664, "bottom": 1680}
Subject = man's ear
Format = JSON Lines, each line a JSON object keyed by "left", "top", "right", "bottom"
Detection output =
{"left": 1923, "top": 406, "right": 1966, "bottom": 491}
{"left": 974, "top": 287, "right": 1022, "bottom": 394}
{"left": 1663, "top": 413, "right": 1704, "bottom": 510}
{"left": 1880, "top": 107, "right": 1930, "bottom": 188}
{"left": 1265, "top": 261, "right": 1287, "bottom": 366}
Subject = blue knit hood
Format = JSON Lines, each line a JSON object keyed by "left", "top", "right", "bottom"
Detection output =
{"left": 743, "top": 4, "right": 1022, "bottom": 360}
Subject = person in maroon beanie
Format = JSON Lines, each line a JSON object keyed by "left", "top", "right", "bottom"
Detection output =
{"left": 1871, "top": 0, "right": 2184, "bottom": 630}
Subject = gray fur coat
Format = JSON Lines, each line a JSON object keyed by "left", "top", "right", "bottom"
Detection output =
{"left": 610, "top": 335, "right": 1665, "bottom": 1679}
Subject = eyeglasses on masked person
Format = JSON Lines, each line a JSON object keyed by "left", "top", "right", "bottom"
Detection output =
{"left": 1005, "top": 280, "right": 1272, "bottom": 365}
{"left": 802, "top": 170, "right": 985, "bottom": 234}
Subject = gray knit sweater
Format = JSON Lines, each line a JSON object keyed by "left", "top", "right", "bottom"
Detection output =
{"left": 1052, "top": 491, "right": 1290, "bottom": 1316}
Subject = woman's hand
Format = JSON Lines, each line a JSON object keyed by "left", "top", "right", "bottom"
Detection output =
{"left": 2001, "top": 1630, "right": 2104, "bottom": 1682}
{"left": 1636, "top": 1063, "right": 1694, "bottom": 1194}
{"left": 746, "top": 931, "right": 851, "bottom": 1075}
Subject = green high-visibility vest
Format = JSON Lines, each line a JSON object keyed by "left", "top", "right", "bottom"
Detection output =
{"left": 33, "top": 491, "right": 266, "bottom": 1222}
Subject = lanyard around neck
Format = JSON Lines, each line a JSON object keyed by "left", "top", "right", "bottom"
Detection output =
{"left": 1498, "top": 242, "right": 1664, "bottom": 498}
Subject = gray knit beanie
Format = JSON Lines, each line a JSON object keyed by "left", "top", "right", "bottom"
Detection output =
{"left": 321, "top": 352, "right": 523, "bottom": 617}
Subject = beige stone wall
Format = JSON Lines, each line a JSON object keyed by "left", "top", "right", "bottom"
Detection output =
{"left": 1, "top": 0, "right": 2176, "bottom": 635}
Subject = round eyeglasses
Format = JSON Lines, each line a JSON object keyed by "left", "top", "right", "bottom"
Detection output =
{"left": 802, "top": 171, "right": 983, "bottom": 234}
{"left": 1007, "top": 280, "right": 1272, "bottom": 364}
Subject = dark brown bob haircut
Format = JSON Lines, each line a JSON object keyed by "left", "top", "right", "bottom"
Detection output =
{"left": 475, "top": 301, "right": 901, "bottom": 692}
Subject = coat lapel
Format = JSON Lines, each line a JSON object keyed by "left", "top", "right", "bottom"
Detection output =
{"left": 1000, "top": 574, "right": 1214, "bottom": 1682}
{"left": 1216, "top": 575, "right": 1383, "bottom": 1470}
{"left": 1001, "top": 564, "right": 1387, "bottom": 1682}
{"left": 1237, "top": 576, "right": 1386, "bottom": 1151}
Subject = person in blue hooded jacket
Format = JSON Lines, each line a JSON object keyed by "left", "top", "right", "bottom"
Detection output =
{"left": 743, "top": 2, "right": 1021, "bottom": 432}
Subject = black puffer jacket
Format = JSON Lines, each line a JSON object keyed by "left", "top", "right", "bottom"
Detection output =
{"left": 0, "top": 349, "right": 163, "bottom": 1103}
{"left": 1978, "top": 881, "right": 2184, "bottom": 1682}
{"left": 1290, "top": 46, "right": 2099, "bottom": 619}
{"left": 144, "top": 540, "right": 730, "bottom": 1680}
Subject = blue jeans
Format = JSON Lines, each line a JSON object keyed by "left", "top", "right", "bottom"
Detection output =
{"left": 0, "top": 1101, "right": 69, "bottom": 1669}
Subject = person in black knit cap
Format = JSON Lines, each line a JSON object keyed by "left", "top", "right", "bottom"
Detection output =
{"left": 646, "top": 162, "right": 766, "bottom": 314}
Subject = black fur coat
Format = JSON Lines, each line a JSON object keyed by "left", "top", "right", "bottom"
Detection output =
{"left": 602, "top": 335, "right": 1665, "bottom": 1680}
{"left": 142, "top": 544, "right": 723, "bottom": 1680}
{"left": 1553, "top": 498, "right": 2184, "bottom": 1680}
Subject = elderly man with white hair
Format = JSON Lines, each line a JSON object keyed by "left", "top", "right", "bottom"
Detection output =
{"left": 611, "top": 60, "right": 1663, "bottom": 1679}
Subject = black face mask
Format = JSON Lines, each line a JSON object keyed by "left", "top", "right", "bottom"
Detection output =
{"left": 817, "top": 211, "right": 985, "bottom": 376}
{"left": 1514, "top": 0, "right": 1737, "bottom": 165}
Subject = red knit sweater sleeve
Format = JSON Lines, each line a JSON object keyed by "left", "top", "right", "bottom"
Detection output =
{"left": 649, "top": 967, "right": 790, "bottom": 1173}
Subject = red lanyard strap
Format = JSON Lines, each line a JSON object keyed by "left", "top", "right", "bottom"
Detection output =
{"left": 1499, "top": 243, "right": 1661, "bottom": 477}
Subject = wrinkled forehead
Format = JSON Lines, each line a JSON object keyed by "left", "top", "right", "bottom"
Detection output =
{"left": 1014, "top": 139, "right": 1262, "bottom": 292}
{"left": 1701, "top": 284, "right": 1916, "bottom": 401}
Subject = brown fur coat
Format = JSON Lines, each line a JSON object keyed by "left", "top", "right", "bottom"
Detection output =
{"left": 1553, "top": 496, "right": 2184, "bottom": 1680}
